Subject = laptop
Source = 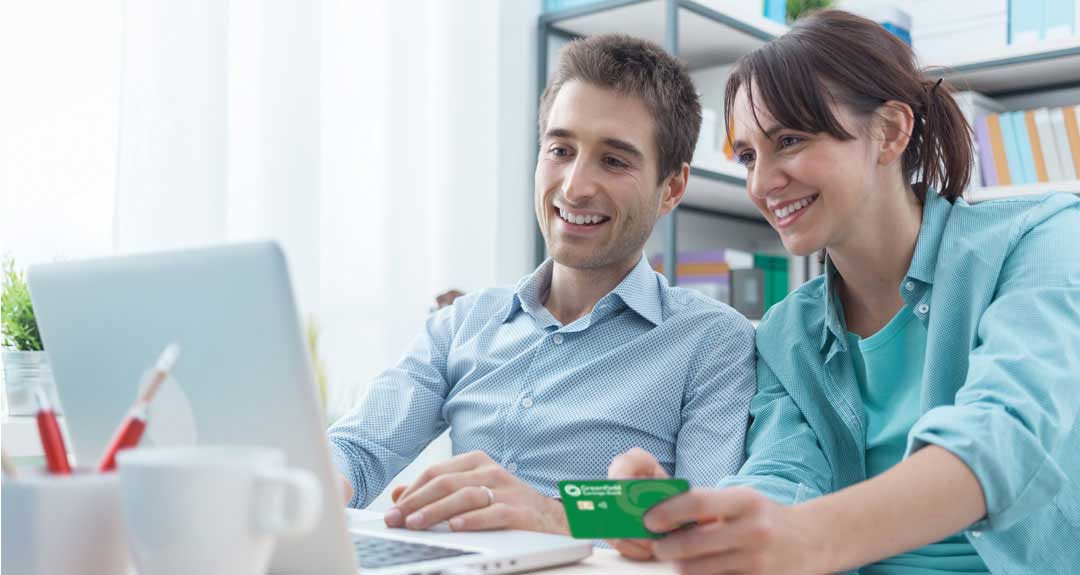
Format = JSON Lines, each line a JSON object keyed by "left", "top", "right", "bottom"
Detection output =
{"left": 28, "top": 241, "right": 592, "bottom": 574}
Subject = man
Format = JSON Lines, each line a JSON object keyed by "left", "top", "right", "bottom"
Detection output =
{"left": 328, "top": 34, "right": 756, "bottom": 537}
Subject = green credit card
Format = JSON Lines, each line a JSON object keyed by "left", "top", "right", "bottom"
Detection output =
{"left": 558, "top": 479, "right": 690, "bottom": 540}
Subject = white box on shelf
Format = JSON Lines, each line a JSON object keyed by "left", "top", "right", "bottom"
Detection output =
{"left": 914, "top": 15, "right": 1009, "bottom": 66}
{"left": 906, "top": 0, "right": 1006, "bottom": 27}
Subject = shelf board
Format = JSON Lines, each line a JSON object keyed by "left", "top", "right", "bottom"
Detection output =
{"left": 967, "top": 180, "right": 1080, "bottom": 202}
{"left": 542, "top": 0, "right": 787, "bottom": 69}
{"left": 937, "top": 37, "right": 1080, "bottom": 95}
{"left": 683, "top": 164, "right": 764, "bottom": 220}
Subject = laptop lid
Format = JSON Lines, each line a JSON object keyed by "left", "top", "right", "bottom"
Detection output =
{"left": 28, "top": 241, "right": 357, "bottom": 574}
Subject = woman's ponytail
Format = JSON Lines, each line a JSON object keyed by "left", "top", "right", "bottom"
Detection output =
{"left": 909, "top": 77, "right": 974, "bottom": 202}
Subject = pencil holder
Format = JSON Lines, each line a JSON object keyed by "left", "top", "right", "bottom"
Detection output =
{"left": 1, "top": 468, "right": 130, "bottom": 575}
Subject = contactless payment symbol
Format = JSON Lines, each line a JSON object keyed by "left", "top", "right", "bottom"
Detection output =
{"left": 564, "top": 484, "right": 582, "bottom": 497}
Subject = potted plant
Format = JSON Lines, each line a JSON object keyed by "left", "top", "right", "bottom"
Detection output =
{"left": 2, "top": 257, "right": 58, "bottom": 415}
{"left": 306, "top": 316, "right": 329, "bottom": 419}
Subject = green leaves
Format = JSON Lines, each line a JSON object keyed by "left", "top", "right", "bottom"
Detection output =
{"left": 787, "top": 0, "right": 833, "bottom": 23}
{"left": 1, "top": 258, "right": 43, "bottom": 351}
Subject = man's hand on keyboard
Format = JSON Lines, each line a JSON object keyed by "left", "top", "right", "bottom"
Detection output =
{"left": 382, "top": 450, "right": 570, "bottom": 535}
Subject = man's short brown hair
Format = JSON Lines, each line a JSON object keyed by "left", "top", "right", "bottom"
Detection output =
{"left": 538, "top": 34, "right": 702, "bottom": 184}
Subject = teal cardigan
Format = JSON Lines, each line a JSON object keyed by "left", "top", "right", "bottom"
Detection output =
{"left": 721, "top": 189, "right": 1080, "bottom": 573}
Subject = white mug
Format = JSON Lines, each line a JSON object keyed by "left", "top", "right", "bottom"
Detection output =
{"left": 1, "top": 468, "right": 130, "bottom": 575}
{"left": 116, "top": 445, "right": 321, "bottom": 575}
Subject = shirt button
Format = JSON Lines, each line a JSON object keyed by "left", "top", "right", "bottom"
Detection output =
{"left": 917, "top": 303, "right": 930, "bottom": 315}
{"left": 904, "top": 281, "right": 915, "bottom": 292}
{"left": 552, "top": 334, "right": 564, "bottom": 345}
{"left": 506, "top": 462, "right": 518, "bottom": 473}
{"left": 970, "top": 530, "right": 982, "bottom": 539}
{"left": 521, "top": 397, "right": 534, "bottom": 409}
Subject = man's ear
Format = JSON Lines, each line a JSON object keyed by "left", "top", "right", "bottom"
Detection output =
{"left": 876, "top": 101, "right": 915, "bottom": 166}
{"left": 658, "top": 163, "right": 689, "bottom": 216}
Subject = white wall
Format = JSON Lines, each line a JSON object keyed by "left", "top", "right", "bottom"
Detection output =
{"left": 0, "top": 0, "right": 123, "bottom": 263}
{"left": 1, "top": 0, "right": 539, "bottom": 507}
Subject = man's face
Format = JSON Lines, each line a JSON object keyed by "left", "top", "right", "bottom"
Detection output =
{"left": 535, "top": 81, "right": 669, "bottom": 271}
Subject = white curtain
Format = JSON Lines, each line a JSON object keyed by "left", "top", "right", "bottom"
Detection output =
{"left": 3, "top": 0, "right": 539, "bottom": 498}
{"left": 3, "top": 0, "right": 538, "bottom": 418}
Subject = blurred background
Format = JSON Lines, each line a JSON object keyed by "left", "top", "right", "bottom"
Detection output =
{"left": 3, "top": 0, "right": 1080, "bottom": 508}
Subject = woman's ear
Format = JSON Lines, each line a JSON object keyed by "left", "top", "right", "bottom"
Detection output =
{"left": 876, "top": 101, "right": 915, "bottom": 166}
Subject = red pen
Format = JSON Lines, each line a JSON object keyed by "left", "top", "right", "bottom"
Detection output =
{"left": 97, "top": 343, "right": 181, "bottom": 472}
{"left": 34, "top": 386, "right": 72, "bottom": 474}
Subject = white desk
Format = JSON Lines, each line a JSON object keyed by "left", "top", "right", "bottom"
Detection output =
{"left": 539, "top": 548, "right": 675, "bottom": 574}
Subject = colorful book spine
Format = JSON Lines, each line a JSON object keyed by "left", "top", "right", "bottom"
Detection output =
{"left": 986, "top": 113, "right": 1012, "bottom": 185}
{"left": 974, "top": 116, "right": 998, "bottom": 187}
{"left": 1001, "top": 112, "right": 1026, "bottom": 184}
{"left": 1034, "top": 108, "right": 1064, "bottom": 182}
{"left": 1026, "top": 110, "right": 1050, "bottom": 183}
{"left": 764, "top": 0, "right": 786, "bottom": 24}
{"left": 1009, "top": 0, "right": 1043, "bottom": 43}
{"left": 1045, "top": 0, "right": 1077, "bottom": 40}
{"left": 1011, "top": 111, "right": 1038, "bottom": 184}
{"left": 1049, "top": 108, "right": 1077, "bottom": 181}
{"left": 1062, "top": 105, "right": 1080, "bottom": 180}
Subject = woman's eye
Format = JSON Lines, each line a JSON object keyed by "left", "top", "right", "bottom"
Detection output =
{"left": 736, "top": 151, "right": 755, "bottom": 166}
{"left": 779, "top": 135, "right": 803, "bottom": 148}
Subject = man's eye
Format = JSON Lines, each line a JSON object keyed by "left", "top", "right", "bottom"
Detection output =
{"left": 550, "top": 146, "right": 571, "bottom": 157}
{"left": 604, "top": 156, "right": 628, "bottom": 169}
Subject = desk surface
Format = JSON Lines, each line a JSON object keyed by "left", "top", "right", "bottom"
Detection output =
{"left": 540, "top": 548, "right": 674, "bottom": 574}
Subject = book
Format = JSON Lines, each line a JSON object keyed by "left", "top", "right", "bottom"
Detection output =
{"left": 1033, "top": 108, "right": 1063, "bottom": 182}
{"left": 974, "top": 116, "right": 998, "bottom": 187}
{"left": 1044, "top": 0, "right": 1076, "bottom": 40}
{"left": 1049, "top": 108, "right": 1077, "bottom": 181}
{"left": 986, "top": 113, "right": 1012, "bottom": 185}
{"left": 1062, "top": 105, "right": 1080, "bottom": 180}
{"left": 1009, "top": 0, "right": 1043, "bottom": 43}
{"left": 1024, "top": 110, "right": 1049, "bottom": 183}
{"left": 1011, "top": 111, "right": 1037, "bottom": 184}
{"left": 1001, "top": 112, "right": 1027, "bottom": 184}
{"left": 953, "top": 92, "right": 1005, "bottom": 190}
{"left": 763, "top": 0, "right": 785, "bottom": 24}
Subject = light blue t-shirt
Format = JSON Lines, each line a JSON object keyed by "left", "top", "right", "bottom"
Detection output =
{"left": 847, "top": 306, "right": 988, "bottom": 574}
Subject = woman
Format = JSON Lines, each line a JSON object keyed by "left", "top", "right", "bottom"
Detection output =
{"left": 609, "top": 10, "right": 1080, "bottom": 574}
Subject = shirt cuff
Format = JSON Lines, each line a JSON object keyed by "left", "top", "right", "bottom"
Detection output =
{"left": 907, "top": 404, "right": 1066, "bottom": 530}
{"left": 328, "top": 438, "right": 364, "bottom": 508}
{"left": 717, "top": 475, "right": 822, "bottom": 505}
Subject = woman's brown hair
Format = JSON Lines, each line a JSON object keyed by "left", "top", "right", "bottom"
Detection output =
{"left": 723, "top": 10, "right": 973, "bottom": 202}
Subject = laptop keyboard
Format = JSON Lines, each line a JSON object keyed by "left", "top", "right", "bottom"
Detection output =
{"left": 352, "top": 533, "right": 478, "bottom": 569}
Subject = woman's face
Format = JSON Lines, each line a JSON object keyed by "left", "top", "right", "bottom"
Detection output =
{"left": 729, "top": 86, "right": 881, "bottom": 257}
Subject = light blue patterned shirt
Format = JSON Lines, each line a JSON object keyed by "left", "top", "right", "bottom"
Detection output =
{"left": 329, "top": 254, "right": 757, "bottom": 508}
{"left": 721, "top": 190, "right": 1080, "bottom": 573}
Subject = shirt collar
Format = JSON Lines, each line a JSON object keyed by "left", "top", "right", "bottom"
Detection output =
{"left": 502, "top": 253, "right": 663, "bottom": 327}
{"left": 819, "top": 189, "right": 954, "bottom": 353}
{"left": 820, "top": 258, "right": 846, "bottom": 353}
{"left": 607, "top": 254, "right": 664, "bottom": 326}
{"left": 905, "top": 188, "right": 953, "bottom": 285}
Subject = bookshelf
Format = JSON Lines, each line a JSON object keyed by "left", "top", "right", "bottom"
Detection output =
{"left": 968, "top": 180, "right": 1080, "bottom": 203}
{"left": 939, "top": 37, "right": 1080, "bottom": 96}
{"left": 536, "top": 0, "right": 787, "bottom": 285}
{"left": 938, "top": 39, "right": 1080, "bottom": 204}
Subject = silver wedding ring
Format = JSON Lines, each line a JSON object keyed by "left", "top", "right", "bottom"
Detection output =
{"left": 480, "top": 485, "right": 495, "bottom": 507}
